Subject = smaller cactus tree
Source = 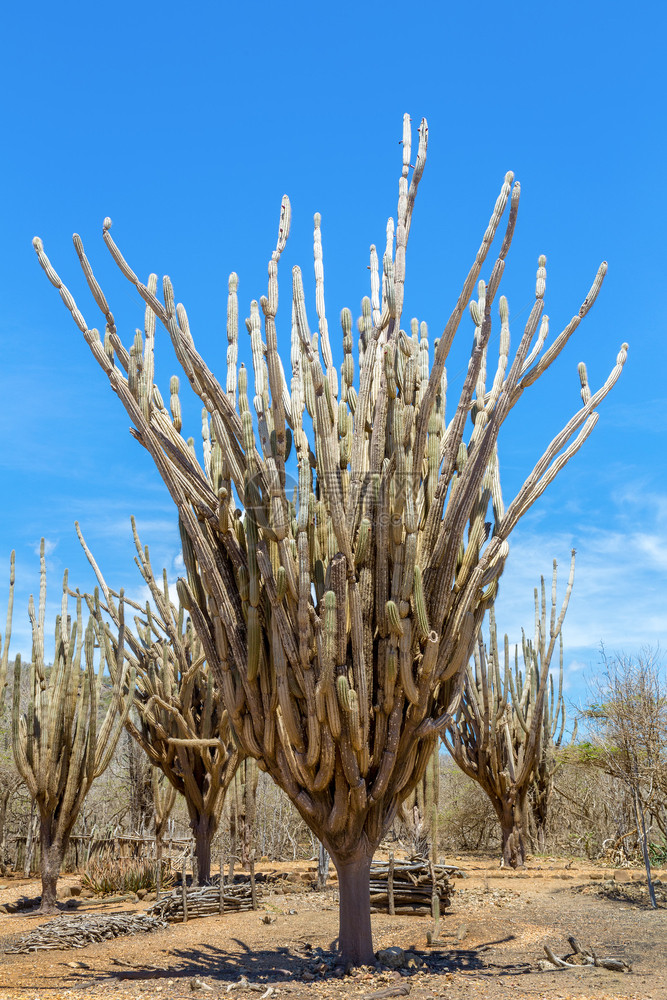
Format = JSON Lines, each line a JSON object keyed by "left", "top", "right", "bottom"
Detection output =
{"left": 0, "top": 551, "right": 15, "bottom": 699}
{"left": 443, "top": 553, "right": 575, "bottom": 867}
{"left": 528, "top": 635, "right": 576, "bottom": 852}
{"left": 11, "top": 542, "right": 133, "bottom": 911}
{"left": 78, "top": 519, "right": 242, "bottom": 882}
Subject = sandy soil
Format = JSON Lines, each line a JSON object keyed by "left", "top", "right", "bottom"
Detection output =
{"left": 0, "top": 855, "right": 665, "bottom": 1000}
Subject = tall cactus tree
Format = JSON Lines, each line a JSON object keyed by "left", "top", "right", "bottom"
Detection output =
{"left": 11, "top": 541, "right": 133, "bottom": 911}
{"left": 34, "top": 114, "right": 626, "bottom": 962}
{"left": 443, "top": 553, "right": 575, "bottom": 867}
{"left": 78, "top": 519, "right": 242, "bottom": 882}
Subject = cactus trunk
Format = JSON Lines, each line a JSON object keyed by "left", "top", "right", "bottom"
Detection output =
{"left": 38, "top": 820, "right": 65, "bottom": 913}
{"left": 496, "top": 794, "right": 528, "bottom": 869}
{"left": 331, "top": 844, "right": 375, "bottom": 967}
{"left": 189, "top": 810, "right": 216, "bottom": 884}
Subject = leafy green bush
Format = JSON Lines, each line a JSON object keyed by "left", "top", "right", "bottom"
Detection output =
{"left": 649, "top": 839, "right": 667, "bottom": 866}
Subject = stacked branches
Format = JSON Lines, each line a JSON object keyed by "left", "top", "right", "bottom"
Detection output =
{"left": 77, "top": 519, "right": 242, "bottom": 883}
{"left": 11, "top": 542, "right": 133, "bottom": 910}
{"left": 34, "top": 113, "right": 626, "bottom": 962}
{"left": 443, "top": 553, "right": 576, "bottom": 867}
{"left": 147, "top": 881, "right": 258, "bottom": 922}
{"left": 368, "top": 858, "right": 453, "bottom": 914}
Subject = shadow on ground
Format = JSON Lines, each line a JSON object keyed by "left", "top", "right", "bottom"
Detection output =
{"left": 55, "top": 933, "right": 534, "bottom": 986}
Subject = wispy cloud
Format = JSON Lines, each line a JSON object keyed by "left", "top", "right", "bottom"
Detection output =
{"left": 31, "top": 538, "right": 57, "bottom": 557}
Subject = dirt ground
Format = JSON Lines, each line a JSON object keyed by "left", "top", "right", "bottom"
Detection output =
{"left": 1, "top": 855, "right": 666, "bottom": 1000}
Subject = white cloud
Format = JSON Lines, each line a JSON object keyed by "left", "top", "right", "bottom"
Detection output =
{"left": 32, "top": 538, "right": 57, "bottom": 557}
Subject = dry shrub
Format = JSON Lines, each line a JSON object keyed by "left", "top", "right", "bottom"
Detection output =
{"left": 535, "top": 762, "right": 637, "bottom": 859}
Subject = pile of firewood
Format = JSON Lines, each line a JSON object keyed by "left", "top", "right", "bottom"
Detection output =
{"left": 146, "top": 879, "right": 260, "bottom": 923}
{"left": 369, "top": 858, "right": 457, "bottom": 914}
{"left": 4, "top": 912, "right": 167, "bottom": 953}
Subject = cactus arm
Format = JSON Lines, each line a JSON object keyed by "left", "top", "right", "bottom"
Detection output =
{"left": 12, "top": 654, "right": 38, "bottom": 799}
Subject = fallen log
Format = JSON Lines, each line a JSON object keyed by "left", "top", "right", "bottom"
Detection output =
{"left": 540, "top": 940, "right": 632, "bottom": 973}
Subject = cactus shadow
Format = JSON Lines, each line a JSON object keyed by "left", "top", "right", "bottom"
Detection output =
{"left": 156, "top": 938, "right": 319, "bottom": 984}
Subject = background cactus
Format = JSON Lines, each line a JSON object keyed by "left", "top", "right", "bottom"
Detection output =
{"left": 443, "top": 553, "right": 576, "bottom": 868}
{"left": 78, "top": 519, "right": 242, "bottom": 883}
{"left": 10, "top": 541, "right": 133, "bottom": 911}
{"left": 34, "top": 113, "right": 626, "bottom": 961}
{"left": 0, "top": 551, "right": 15, "bottom": 699}
{"left": 528, "top": 631, "right": 576, "bottom": 853}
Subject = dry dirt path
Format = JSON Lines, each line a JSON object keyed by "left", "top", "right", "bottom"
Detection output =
{"left": 0, "top": 856, "right": 665, "bottom": 1000}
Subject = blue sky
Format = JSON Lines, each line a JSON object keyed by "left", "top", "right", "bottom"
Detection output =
{"left": 0, "top": 1, "right": 664, "bottom": 715}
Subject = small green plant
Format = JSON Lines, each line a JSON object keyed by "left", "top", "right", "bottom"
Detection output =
{"left": 649, "top": 839, "right": 667, "bottom": 866}
{"left": 81, "top": 857, "right": 175, "bottom": 896}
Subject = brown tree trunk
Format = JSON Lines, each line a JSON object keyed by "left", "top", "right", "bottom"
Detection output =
{"left": 39, "top": 819, "right": 65, "bottom": 913}
{"left": 330, "top": 844, "right": 375, "bottom": 966}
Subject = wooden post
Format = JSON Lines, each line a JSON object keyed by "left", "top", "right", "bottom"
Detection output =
{"left": 156, "top": 846, "right": 162, "bottom": 903}
{"left": 249, "top": 852, "right": 257, "bottom": 910}
{"left": 23, "top": 804, "right": 36, "bottom": 878}
{"left": 317, "top": 841, "right": 330, "bottom": 890}
{"left": 181, "top": 857, "right": 188, "bottom": 923}
{"left": 388, "top": 850, "right": 395, "bottom": 916}
{"left": 219, "top": 846, "right": 225, "bottom": 915}
{"left": 429, "top": 859, "right": 440, "bottom": 938}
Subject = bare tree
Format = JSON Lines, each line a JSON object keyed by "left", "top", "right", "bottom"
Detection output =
{"left": 79, "top": 520, "right": 242, "bottom": 882}
{"left": 10, "top": 542, "right": 133, "bottom": 910}
{"left": 124, "top": 729, "right": 153, "bottom": 834}
{"left": 34, "top": 114, "right": 626, "bottom": 962}
{"left": 443, "top": 554, "right": 575, "bottom": 867}
{"left": 581, "top": 649, "right": 667, "bottom": 906}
